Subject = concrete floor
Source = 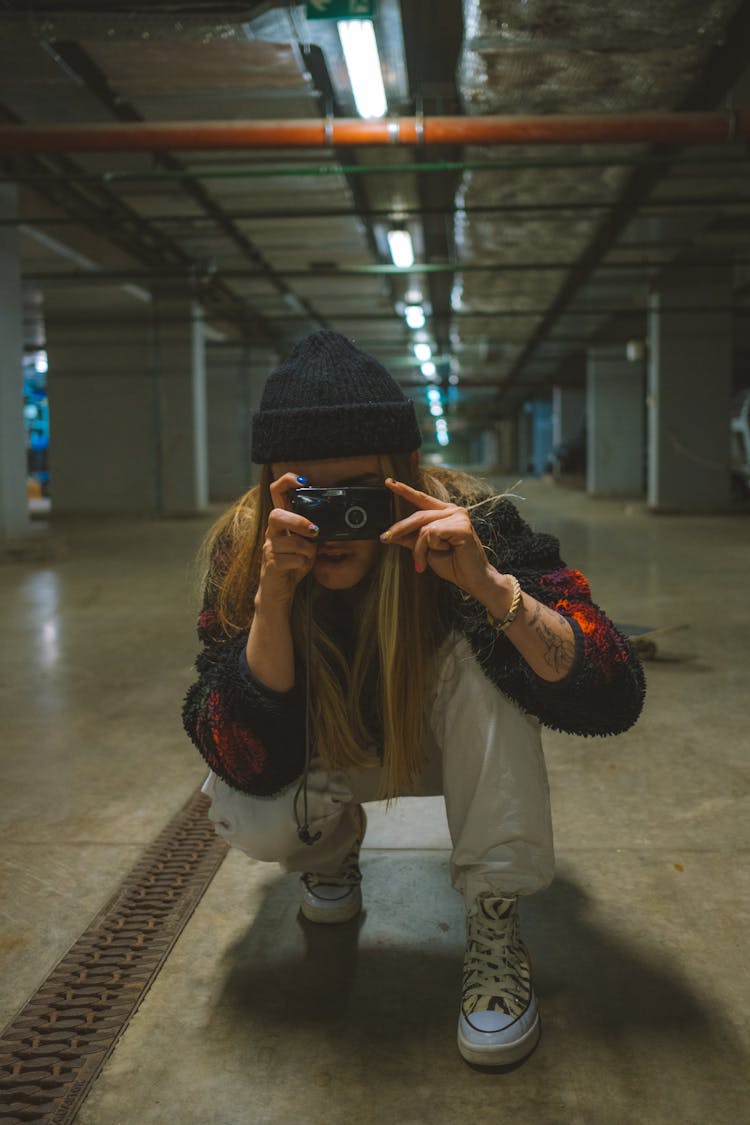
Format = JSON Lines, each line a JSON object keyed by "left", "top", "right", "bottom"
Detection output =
{"left": 1, "top": 479, "right": 748, "bottom": 1125}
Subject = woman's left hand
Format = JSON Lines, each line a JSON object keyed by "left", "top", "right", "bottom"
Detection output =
{"left": 381, "top": 478, "right": 497, "bottom": 599}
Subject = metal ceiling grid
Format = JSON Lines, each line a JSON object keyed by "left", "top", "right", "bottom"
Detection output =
{"left": 130, "top": 92, "right": 319, "bottom": 121}
{"left": 456, "top": 269, "right": 571, "bottom": 316}
{"left": 72, "top": 32, "right": 343, "bottom": 332}
{"left": 453, "top": 0, "right": 749, "bottom": 403}
{"left": 617, "top": 211, "right": 718, "bottom": 248}
{"left": 248, "top": 0, "right": 412, "bottom": 116}
{"left": 0, "top": 30, "right": 112, "bottom": 124}
{"left": 648, "top": 172, "right": 750, "bottom": 206}
{"left": 40, "top": 287, "right": 152, "bottom": 319}
{"left": 465, "top": 0, "right": 737, "bottom": 43}
{"left": 462, "top": 45, "right": 721, "bottom": 115}
{"left": 11, "top": 24, "right": 345, "bottom": 346}
{"left": 352, "top": 158, "right": 422, "bottom": 227}
{"left": 78, "top": 38, "right": 307, "bottom": 98}
{"left": 186, "top": 168, "right": 357, "bottom": 210}
{"left": 232, "top": 214, "right": 371, "bottom": 262}
{"left": 1, "top": 0, "right": 749, "bottom": 429}
{"left": 452, "top": 147, "right": 633, "bottom": 381}
{"left": 291, "top": 272, "right": 389, "bottom": 303}
{"left": 98, "top": 49, "right": 320, "bottom": 124}
{"left": 111, "top": 191, "right": 213, "bottom": 219}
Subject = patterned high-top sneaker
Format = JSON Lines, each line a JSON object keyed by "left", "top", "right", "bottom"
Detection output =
{"left": 300, "top": 806, "right": 366, "bottom": 924}
{"left": 457, "top": 892, "right": 541, "bottom": 1066}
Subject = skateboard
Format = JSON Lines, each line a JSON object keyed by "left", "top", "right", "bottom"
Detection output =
{"left": 618, "top": 624, "right": 690, "bottom": 660}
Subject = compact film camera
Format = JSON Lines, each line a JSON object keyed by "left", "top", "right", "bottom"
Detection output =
{"left": 291, "top": 486, "right": 394, "bottom": 541}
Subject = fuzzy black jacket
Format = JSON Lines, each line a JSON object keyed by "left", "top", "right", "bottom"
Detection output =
{"left": 182, "top": 499, "right": 646, "bottom": 796}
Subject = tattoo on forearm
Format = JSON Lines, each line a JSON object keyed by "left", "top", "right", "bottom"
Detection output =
{"left": 534, "top": 604, "right": 575, "bottom": 674}
{"left": 526, "top": 600, "right": 542, "bottom": 628}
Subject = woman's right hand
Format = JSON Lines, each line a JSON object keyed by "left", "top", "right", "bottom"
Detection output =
{"left": 256, "top": 473, "right": 320, "bottom": 610}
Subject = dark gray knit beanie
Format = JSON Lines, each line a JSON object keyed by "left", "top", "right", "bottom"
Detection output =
{"left": 251, "top": 330, "right": 422, "bottom": 463}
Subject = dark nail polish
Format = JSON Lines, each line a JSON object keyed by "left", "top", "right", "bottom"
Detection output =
{"left": 297, "top": 475, "right": 309, "bottom": 484}
{"left": 308, "top": 524, "right": 319, "bottom": 535}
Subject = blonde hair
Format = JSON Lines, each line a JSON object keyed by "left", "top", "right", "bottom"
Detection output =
{"left": 199, "top": 457, "right": 492, "bottom": 797}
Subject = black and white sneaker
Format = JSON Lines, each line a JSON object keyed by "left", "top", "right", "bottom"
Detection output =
{"left": 300, "top": 806, "right": 366, "bottom": 924}
{"left": 457, "top": 893, "right": 541, "bottom": 1066}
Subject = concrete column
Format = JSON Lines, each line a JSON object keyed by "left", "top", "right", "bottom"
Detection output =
{"left": 47, "top": 293, "right": 209, "bottom": 516}
{"left": 466, "top": 428, "right": 499, "bottom": 472}
{"left": 153, "top": 296, "right": 208, "bottom": 515}
{"left": 647, "top": 268, "right": 732, "bottom": 511}
{"left": 586, "top": 346, "right": 645, "bottom": 497}
{"left": 531, "top": 398, "right": 553, "bottom": 476}
{"left": 479, "top": 427, "right": 499, "bottom": 470}
{"left": 552, "top": 385, "right": 585, "bottom": 450}
{"left": 46, "top": 300, "right": 157, "bottom": 515}
{"left": 0, "top": 184, "right": 29, "bottom": 538}
{"left": 495, "top": 418, "right": 518, "bottom": 475}
{"left": 206, "top": 343, "right": 274, "bottom": 500}
{"left": 517, "top": 407, "right": 534, "bottom": 476}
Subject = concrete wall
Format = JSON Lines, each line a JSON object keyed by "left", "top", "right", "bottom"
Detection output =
{"left": 206, "top": 343, "right": 273, "bottom": 500}
{"left": 587, "top": 348, "right": 645, "bottom": 497}
{"left": 647, "top": 270, "right": 732, "bottom": 511}
{"left": 552, "top": 385, "right": 585, "bottom": 449}
{"left": 154, "top": 298, "right": 208, "bottom": 515}
{"left": 47, "top": 296, "right": 209, "bottom": 516}
{"left": 0, "top": 184, "right": 29, "bottom": 538}
{"left": 47, "top": 318, "right": 159, "bottom": 515}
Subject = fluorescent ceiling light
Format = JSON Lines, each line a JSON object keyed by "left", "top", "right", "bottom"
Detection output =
{"left": 338, "top": 20, "right": 387, "bottom": 120}
{"left": 405, "top": 305, "right": 426, "bottom": 329}
{"left": 387, "top": 228, "right": 414, "bottom": 269}
{"left": 426, "top": 387, "right": 441, "bottom": 403}
{"left": 436, "top": 429, "right": 450, "bottom": 447}
{"left": 420, "top": 361, "right": 437, "bottom": 378}
{"left": 414, "top": 342, "right": 432, "bottom": 362}
{"left": 430, "top": 403, "right": 444, "bottom": 417}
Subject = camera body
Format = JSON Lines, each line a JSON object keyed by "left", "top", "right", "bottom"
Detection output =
{"left": 291, "top": 486, "right": 394, "bottom": 541}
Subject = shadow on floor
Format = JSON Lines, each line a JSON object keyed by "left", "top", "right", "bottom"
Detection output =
{"left": 209, "top": 857, "right": 747, "bottom": 1116}
{"left": 216, "top": 870, "right": 458, "bottom": 1042}
{"left": 522, "top": 873, "right": 723, "bottom": 1032}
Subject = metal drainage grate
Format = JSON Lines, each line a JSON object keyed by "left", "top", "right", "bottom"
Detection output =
{"left": 0, "top": 789, "right": 228, "bottom": 1125}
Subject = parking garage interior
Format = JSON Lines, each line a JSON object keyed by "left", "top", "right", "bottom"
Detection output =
{"left": 1, "top": 2, "right": 749, "bottom": 1123}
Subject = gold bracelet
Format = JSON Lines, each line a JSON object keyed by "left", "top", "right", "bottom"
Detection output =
{"left": 486, "top": 574, "right": 522, "bottom": 633}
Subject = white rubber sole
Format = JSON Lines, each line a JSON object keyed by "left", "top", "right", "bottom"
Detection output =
{"left": 300, "top": 884, "right": 362, "bottom": 924}
{"left": 457, "top": 1007, "right": 541, "bottom": 1067}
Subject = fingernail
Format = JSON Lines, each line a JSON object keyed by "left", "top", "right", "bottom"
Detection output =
{"left": 384, "top": 477, "right": 394, "bottom": 485}
{"left": 308, "top": 524, "right": 319, "bottom": 535}
{"left": 297, "top": 475, "right": 309, "bottom": 484}
{"left": 380, "top": 530, "right": 391, "bottom": 541}
{"left": 414, "top": 560, "right": 424, "bottom": 573}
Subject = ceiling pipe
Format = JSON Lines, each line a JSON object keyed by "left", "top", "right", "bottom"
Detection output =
{"left": 5, "top": 151, "right": 747, "bottom": 188}
{"left": 6, "top": 194, "right": 749, "bottom": 226}
{"left": 0, "top": 112, "right": 747, "bottom": 153}
{"left": 24, "top": 261, "right": 750, "bottom": 285}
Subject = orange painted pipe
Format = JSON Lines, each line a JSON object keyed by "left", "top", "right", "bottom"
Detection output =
{"left": 0, "top": 113, "right": 746, "bottom": 153}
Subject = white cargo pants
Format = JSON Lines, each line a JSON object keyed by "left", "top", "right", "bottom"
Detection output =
{"left": 202, "top": 635, "right": 554, "bottom": 904}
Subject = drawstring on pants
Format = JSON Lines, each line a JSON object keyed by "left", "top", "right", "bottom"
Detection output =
{"left": 293, "top": 579, "right": 321, "bottom": 845}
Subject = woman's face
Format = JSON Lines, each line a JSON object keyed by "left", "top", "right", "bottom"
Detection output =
{"left": 271, "top": 454, "right": 384, "bottom": 591}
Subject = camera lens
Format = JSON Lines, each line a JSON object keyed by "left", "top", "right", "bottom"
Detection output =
{"left": 344, "top": 504, "right": 367, "bottom": 530}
